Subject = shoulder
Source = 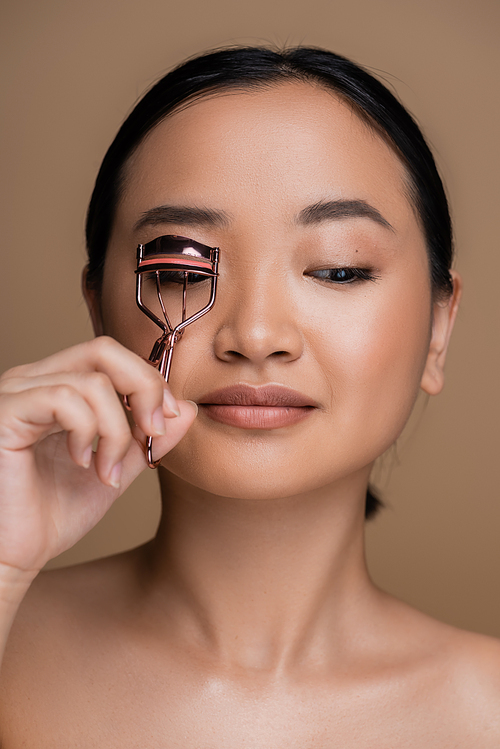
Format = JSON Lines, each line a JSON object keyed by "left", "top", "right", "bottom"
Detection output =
{"left": 446, "top": 627, "right": 500, "bottom": 721}
{"left": 432, "top": 626, "right": 500, "bottom": 744}
{"left": 0, "top": 551, "right": 145, "bottom": 741}
{"left": 385, "top": 596, "right": 500, "bottom": 739}
{"left": 1, "top": 549, "right": 142, "bottom": 683}
{"left": 8, "top": 550, "right": 136, "bottom": 620}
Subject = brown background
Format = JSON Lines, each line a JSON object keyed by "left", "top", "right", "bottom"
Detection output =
{"left": 1, "top": 0, "right": 498, "bottom": 637}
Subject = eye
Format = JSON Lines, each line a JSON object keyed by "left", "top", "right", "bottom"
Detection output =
{"left": 147, "top": 270, "right": 208, "bottom": 286}
{"left": 308, "top": 267, "right": 377, "bottom": 284}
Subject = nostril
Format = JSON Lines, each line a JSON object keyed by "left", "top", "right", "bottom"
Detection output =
{"left": 214, "top": 320, "right": 304, "bottom": 365}
{"left": 221, "top": 349, "right": 296, "bottom": 362}
{"left": 226, "top": 350, "right": 246, "bottom": 359}
{"left": 225, "top": 350, "right": 290, "bottom": 360}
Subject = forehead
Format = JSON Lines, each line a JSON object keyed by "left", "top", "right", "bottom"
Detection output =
{"left": 119, "top": 82, "right": 413, "bottom": 231}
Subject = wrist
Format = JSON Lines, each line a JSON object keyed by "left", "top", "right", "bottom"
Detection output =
{"left": 0, "top": 561, "right": 39, "bottom": 604}
{"left": 0, "top": 562, "right": 38, "bottom": 663}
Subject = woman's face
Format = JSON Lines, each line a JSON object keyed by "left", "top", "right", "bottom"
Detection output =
{"left": 97, "top": 82, "right": 442, "bottom": 500}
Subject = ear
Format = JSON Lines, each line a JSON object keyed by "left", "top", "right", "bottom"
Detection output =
{"left": 420, "top": 270, "right": 462, "bottom": 396}
{"left": 81, "top": 266, "right": 104, "bottom": 337}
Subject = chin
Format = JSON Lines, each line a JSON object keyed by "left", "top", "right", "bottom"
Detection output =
{"left": 161, "top": 455, "right": 308, "bottom": 500}
{"left": 160, "top": 439, "right": 369, "bottom": 503}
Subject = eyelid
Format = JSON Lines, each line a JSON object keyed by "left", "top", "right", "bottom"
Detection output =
{"left": 145, "top": 270, "right": 210, "bottom": 285}
{"left": 306, "top": 266, "right": 379, "bottom": 284}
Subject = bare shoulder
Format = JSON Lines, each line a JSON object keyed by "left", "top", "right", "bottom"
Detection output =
{"left": 439, "top": 625, "right": 500, "bottom": 744}
{"left": 1, "top": 547, "right": 143, "bottom": 681}
{"left": 446, "top": 625, "right": 500, "bottom": 714}
{"left": 383, "top": 593, "right": 500, "bottom": 738}
{"left": 0, "top": 550, "right": 146, "bottom": 742}
{"left": 11, "top": 548, "right": 138, "bottom": 615}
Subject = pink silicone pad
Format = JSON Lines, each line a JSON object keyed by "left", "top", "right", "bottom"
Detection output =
{"left": 138, "top": 256, "right": 213, "bottom": 271}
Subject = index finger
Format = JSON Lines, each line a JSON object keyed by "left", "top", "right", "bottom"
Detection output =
{"left": 9, "top": 337, "right": 179, "bottom": 438}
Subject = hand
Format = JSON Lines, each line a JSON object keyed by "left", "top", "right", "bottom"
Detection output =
{"left": 0, "top": 336, "right": 196, "bottom": 575}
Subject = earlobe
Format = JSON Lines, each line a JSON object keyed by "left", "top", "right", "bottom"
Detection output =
{"left": 81, "top": 266, "right": 104, "bottom": 337}
{"left": 420, "top": 270, "right": 462, "bottom": 396}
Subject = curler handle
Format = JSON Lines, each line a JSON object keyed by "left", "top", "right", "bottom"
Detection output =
{"left": 146, "top": 435, "right": 161, "bottom": 469}
{"left": 145, "top": 331, "right": 181, "bottom": 468}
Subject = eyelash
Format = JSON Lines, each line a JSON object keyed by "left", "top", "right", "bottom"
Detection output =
{"left": 308, "top": 267, "right": 378, "bottom": 284}
{"left": 147, "top": 271, "right": 208, "bottom": 286}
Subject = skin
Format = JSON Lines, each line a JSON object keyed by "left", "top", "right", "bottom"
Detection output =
{"left": 0, "top": 82, "right": 499, "bottom": 746}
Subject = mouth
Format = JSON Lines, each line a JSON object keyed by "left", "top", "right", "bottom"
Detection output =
{"left": 197, "top": 384, "right": 319, "bottom": 430}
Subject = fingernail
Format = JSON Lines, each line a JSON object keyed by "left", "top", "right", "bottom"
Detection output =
{"left": 186, "top": 400, "right": 198, "bottom": 416}
{"left": 82, "top": 446, "right": 92, "bottom": 469}
{"left": 163, "top": 388, "right": 181, "bottom": 417}
{"left": 109, "top": 462, "right": 122, "bottom": 489}
{"left": 152, "top": 406, "right": 166, "bottom": 435}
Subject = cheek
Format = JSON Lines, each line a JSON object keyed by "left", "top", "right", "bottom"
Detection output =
{"left": 311, "top": 279, "right": 432, "bottom": 452}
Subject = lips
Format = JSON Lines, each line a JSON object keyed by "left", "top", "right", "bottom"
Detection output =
{"left": 198, "top": 384, "right": 318, "bottom": 429}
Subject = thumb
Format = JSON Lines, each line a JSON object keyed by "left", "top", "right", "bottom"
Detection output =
{"left": 122, "top": 399, "right": 198, "bottom": 484}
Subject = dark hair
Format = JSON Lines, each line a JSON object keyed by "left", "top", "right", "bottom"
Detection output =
{"left": 85, "top": 46, "right": 455, "bottom": 519}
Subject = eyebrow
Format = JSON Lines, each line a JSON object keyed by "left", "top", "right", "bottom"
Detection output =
{"left": 133, "top": 205, "right": 231, "bottom": 233}
{"left": 133, "top": 198, "right": 394, "bottom": 234}
{"left": 297, "top": 199, "right": 394, "bottom": 231}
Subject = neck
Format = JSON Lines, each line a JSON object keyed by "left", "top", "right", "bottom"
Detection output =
{"left": 143, "top": 469, "right": 377, "bottom": 672}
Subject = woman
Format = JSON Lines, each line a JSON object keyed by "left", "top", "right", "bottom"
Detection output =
{"left": 0, "top": 46, "right": 498, "bottom": 744}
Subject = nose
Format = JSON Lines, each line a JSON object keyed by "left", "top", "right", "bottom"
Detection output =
{"left": 213, "top": 270, "right": 304, "bottom": 367}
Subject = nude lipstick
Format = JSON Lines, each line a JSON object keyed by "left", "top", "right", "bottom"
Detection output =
{"left": 198, "top": 384, "right": 318, "bottom": 429}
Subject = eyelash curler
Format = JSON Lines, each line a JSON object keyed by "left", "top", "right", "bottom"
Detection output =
{"left": 131, "top": 235, "right": 219, "bottom": 468}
